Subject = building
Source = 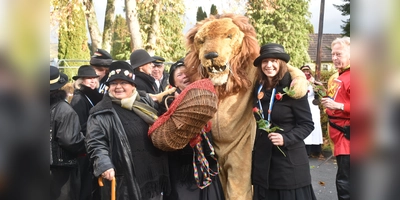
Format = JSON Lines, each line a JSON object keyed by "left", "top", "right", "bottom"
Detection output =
{"left": 306, "top": 33, "right": 342, "bottom": 71}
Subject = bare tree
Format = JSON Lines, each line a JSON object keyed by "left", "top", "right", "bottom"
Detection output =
{"left": 102, "top": 0, "right": 116, "bottom": 52}
{"left": 125, "top": 0, "right": 142, "bottom": 51}
{"left": 83, "top": 0, "right": 102, "bottom": 52}
{"left": 145, "top": 1, "right": 161, "bottom": 55}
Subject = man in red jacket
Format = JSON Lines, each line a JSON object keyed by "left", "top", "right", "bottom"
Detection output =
{"left": 321, "top": 37, "right": 350, "bottom": 200}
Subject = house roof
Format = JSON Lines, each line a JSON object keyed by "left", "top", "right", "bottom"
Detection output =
{"left": 308, "top": 34, "right": 342, "bottom": 62}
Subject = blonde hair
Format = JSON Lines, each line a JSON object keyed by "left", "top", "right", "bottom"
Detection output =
{"left": 73, "top": 77, "right": 99, "bottom": 90}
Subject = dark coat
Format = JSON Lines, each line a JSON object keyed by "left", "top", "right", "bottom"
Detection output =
{"left": 157, "top": 71, "right": 170, "bottom": 92}
{"left": 135, "top": 71, "right": 158, "bottom": 94}
{"left": 70, "top": 85, "right": 103, "bottom": 136}
{"left": 86, "top": 95, "right": 142, "bottom": 200}
{"left": 50, "top": 90, "right": 85, "bottom": 200}
{"left": 252, "top": 72, "right": 314, "bottom": 190}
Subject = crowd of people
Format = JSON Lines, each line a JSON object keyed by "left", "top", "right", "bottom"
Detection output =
{"left": 50, "top": 36, "right": 350, "bottom": 200}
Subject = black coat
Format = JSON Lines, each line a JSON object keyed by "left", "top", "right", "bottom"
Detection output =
{"left": 157, "top": 71, "right": 170, "bottom": 92}
{"left": 135, "top": 71, "right": 159, "bottom": 94}
{"left": 86, "top": 95, "right": 142, "bottom": 200}
{"left": 70, "top": 85, "right": 103, "bottom": 136}
{"left": 50, "top": 90, "right": 85, "bottom": 200}
{"left": 252, "top": 72, "right": 314, "bottom": 190}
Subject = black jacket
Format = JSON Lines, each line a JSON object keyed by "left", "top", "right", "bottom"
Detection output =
{"left": 86, "top": 95, "right": 142, "bottom": 200}
{"left": 252, "top": 72, "right": 314, "bottom": 190}
{"left": 50, "top": 90, "right": 86, "bottom": 166}
{"left": 135, "top": 71, "right": 158, "bottom": 94}
{"left": 157, "top": 71, "right": 170, "bottom": 92}
{"left": 70, "top": 85, "right": 103, "bottom": 136}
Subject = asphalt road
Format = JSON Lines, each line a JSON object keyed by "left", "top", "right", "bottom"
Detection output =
{"left": 309, "top": 155, "right": 338, "bottom": 200}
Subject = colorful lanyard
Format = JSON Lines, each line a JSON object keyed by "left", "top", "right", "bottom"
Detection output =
{"left": 257, "top": 84, "right": 276, "bottom": 122}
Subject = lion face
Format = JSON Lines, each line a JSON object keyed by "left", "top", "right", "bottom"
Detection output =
{"left": 193, "top": 18, "right": 245, "bottom": 86}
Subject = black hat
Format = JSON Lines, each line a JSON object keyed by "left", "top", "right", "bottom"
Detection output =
{"left": 130, "top": 49, "right": 156, "bottom": 70}
{"left": 152, "top": 56, "right": 165, "bottom": 66}
{"left": 72, "top": 65, "right": 99, "bottom": 80}
{"left": 169, "top": 58, "right": 185, "bottom": 87}
{"left": 90, "top": 49, "right": 113, "bottom": 67}
{"left": 105, "top": 61, "right": 136, "bottom": 86}
{"left": 50, "top": 66, "right": 68, "bottom": 91}
{"left": 253, "top": 43, "right": 290, "bottom": 67}
{"left": 300, "top": 65, "right": 311, "bottom": 71}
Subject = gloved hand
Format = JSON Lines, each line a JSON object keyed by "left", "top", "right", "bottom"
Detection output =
{"left": 149, "top": 87, "right": 177, "bottom": 102}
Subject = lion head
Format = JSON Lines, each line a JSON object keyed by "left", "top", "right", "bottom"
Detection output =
{"left": 185, "top": 14, "right": 260, "bottom": 99}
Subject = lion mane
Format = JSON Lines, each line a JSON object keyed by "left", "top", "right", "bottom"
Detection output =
{"left": 184, "top": 13, "right": 260, "bottom": 99}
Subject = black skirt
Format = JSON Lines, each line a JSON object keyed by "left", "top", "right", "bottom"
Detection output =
{"left": 253, "top": 184, "right": 317, "bottom": 200}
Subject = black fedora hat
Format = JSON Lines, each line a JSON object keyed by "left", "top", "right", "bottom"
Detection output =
{"left": 90, "top": 49, "right": 113, "bottom": 67}
{"left": 50, "top": 66, "right": 68, "bottom": 91}
{"left": 105, "top": 61, "right": 136, "bottom": 86}
{"left": 152, "top": 56, "right": 165, "bottom": 66}
{"left": 253, "top": 43, "right": 290, "bottom": 67}
{"left": 72, "top": 65, "right": 99, "bottom": 80}
{"left": 130, "top": 49, "right": 156, "bottom": 70}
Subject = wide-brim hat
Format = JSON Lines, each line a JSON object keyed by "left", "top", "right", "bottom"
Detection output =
{"left": 90, "top": 49, "right": 113, "bottom": 67}
{"left": 152, "top": 56, "right": 165, "bottom": 66}
{"left": 130, "top": 49, "right": 156, "bottom": 70}
{"left": 148, "top": 79, "right": 218, "bottom": 151}
{"left": 105, "top": 61, "right": 136, "bottom": 86}
{"left": 253, "top": 43, "right": 290, "bottom": 67}
{"left": 50, "top": 66, "right": 69, "bottom": 91}
{"left": 72, "top": 65, "right": 99, "bottom": 80}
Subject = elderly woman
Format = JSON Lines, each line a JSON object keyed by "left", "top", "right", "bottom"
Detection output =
{"left": 252, "top": 43, "right": 316, "bottom": 200}
{"left": 86, "top": 61, "right": 170, "bottom": 200}
{"left": 162, "top": 59, "right": 224, "bottom": 200}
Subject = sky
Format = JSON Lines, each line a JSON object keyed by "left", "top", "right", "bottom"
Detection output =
{"left": 95, "top": 0, "right": 348, "bottom": 35}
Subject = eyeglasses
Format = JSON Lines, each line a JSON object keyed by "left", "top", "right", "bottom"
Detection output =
{"left": 109, "top": 81, "right": 130, "bottom": 86}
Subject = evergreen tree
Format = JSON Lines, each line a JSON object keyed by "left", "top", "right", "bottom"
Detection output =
{"left": 246, "top": 0, "right": 311, "bottom": 68}
{"left": 58, "top": 0, "right": 91, "bottom": 80}
{"left": 196, "top": 7, "right": 207, "bottom": 21}
{"left": 111, "top": 15, "right": 131, "bottom": 60}
{"left": 137, "top": 0, "right": 186, "bottom": 62}
{"left": 334, "top": 0, "right": 350, "bottom": 36}
{"left": 210, "top": 4, "right": 218, "bottom": 16}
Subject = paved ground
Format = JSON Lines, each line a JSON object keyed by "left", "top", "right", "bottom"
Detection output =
{"left": 309, "top": 154, "right": 338, "bottom": 200}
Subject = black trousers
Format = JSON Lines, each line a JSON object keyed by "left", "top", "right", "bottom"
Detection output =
{"left": 336, "top": 155, "right": 350, "bottom": 200}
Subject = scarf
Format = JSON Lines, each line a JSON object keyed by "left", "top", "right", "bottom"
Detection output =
{"left": 109, "top": 90, "right": 158, "bottom": 125}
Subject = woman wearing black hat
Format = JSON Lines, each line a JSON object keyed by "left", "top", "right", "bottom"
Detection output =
{"left": 252, "top": 44, "right": 316, "bottom": 200}
{"left": 161, "top": 59, "right": 224, "bottom": 200}
{"left": 69, "top": 65, "right": 103, "bottom": 200}
{"left": 50, "top": 66, "right": 86, "bottom": 200}
{"left": 85, "top": 61, "right": 170, "bottom": 200}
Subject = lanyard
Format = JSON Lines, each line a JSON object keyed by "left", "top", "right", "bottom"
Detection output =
{"left": 257, "top": 84, "right": 276, "bottom": 122}
{"left": 84, "top": 95, "right": 94, "bottom": 107}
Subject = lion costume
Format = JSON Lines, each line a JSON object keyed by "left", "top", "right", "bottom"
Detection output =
{"left": 184, "top": 14, "right": 308, "bottom": 199}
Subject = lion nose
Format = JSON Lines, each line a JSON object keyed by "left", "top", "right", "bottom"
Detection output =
{"left": 204, "top": 52, "right": 219, "bottom": 60}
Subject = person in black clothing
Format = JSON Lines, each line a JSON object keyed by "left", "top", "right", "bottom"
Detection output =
{"left": 252, "top": 43, "right": 316, "bottom": 200}
{"left": 162, "top": 59, "right": 225, "bottom": 200}
{"left": 90, "top": 49, "right": 113, "bottom": 94}
{"left": 50, "top": 66, "right": 86, "bottom": 200}
{"left": 70, "top": 65, "right": 103, "bottom": 200}
{"left": 86, "top": 61, "right": 170, "bottom": 200}
{"left": 151, "top": 55, "right": 169, "bottom": 93}
{"left": 130, "top": 49, "right": 159, "bottom": 94}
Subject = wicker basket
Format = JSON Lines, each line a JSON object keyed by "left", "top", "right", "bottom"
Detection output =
{"left": 148, "top": 79, "right": 218, "bottom": 151}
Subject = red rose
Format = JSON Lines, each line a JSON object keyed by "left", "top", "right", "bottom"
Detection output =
{"left": 275, "top": 93, "right": 283, "bottom": 101}
{"left": 252, "top": 107, "right": 259, "bottom": 113}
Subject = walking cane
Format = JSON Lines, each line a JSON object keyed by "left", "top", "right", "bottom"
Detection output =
{"left": 98, "top": 176, "right": 116, "bottom": 200}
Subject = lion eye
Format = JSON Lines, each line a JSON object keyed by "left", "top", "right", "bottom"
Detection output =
{"left": 196, "top": 38, "right": 204, "bottom": 44}
{"left": 227, "top": 34, "right": 232, "bottom": 39}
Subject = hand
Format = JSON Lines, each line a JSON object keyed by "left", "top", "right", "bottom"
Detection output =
{"left": 313, "top": 80, "right": 323, "bottom": 86}
{"left": 149, "top": 87, "right": 177, "bottom": 102}
{"left": 101, "top": 168, "right": 115, "bottom": 181}
{"left": 268, "top": 133, "right": 284, "bottom": 146}
{"left": 321, "top": 97, "right": 343, "bottom": 110}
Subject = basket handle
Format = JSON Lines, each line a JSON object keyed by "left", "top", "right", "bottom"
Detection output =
{"left": 164, "top": 96, "right": 175, "bottom": 110}
{"left": 98, "top": 177, "right": 116, "bottom": 200}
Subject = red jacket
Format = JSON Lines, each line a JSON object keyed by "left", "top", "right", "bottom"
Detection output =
{"left": 326, "top": 69, "right": 350, "bottom": 156}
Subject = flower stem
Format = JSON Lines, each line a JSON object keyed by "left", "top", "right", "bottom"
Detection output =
{"left": 276, "top": 146, "right": 286, "bottom": 157}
